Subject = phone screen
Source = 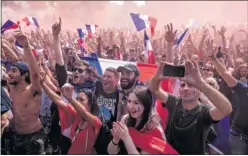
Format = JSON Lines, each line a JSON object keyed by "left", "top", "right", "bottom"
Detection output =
{"left": 163, "top": 64, "right": 185, "bottom": 77}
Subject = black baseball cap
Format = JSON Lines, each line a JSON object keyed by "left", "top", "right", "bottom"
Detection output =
{"left": 117, "top": 63, "right": 140, "bottom": 76}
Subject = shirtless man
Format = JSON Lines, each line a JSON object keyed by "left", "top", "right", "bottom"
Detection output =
{"left": 7, "top": 31, "right": 48, "bottom": 154}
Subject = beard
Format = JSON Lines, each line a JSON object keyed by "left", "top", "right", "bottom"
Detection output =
{"left": 121, "top": 78, "right": 136, "bottom": 90}
{"left": 8, "top": 75, "right": 22, "bottom": 86}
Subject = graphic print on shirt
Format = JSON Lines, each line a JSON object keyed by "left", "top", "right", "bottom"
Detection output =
{"left": 97, "top": 94, "right": 116, "bottom": 124}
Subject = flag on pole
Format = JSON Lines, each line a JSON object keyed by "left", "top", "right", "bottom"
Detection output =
{"left": 22, "top": 17, "right": 40, "bottom": 28}
{"left": 81, "top": 53, "right": 103, "bottom": 76}
{"left": 77, "top": 28, "right": 87, "bottom": 52}
{"left": 174, "top": 28, "right": 189, "bottom": 47}
{"left": 85, "top": 24, "right": 98, "bottom": 38}
{"left": 144, "top": 31, "right": 155, "bottom": 64}
{"left": 1, "top": 20, "right": 19, "bottom": 34}
{"left": 130, "top": 13, "right": 157, "bottom": 36}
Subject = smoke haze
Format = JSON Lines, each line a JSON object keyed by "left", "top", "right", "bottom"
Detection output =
{"left": 2, "top": 1, "right": 247, "bottom": 32}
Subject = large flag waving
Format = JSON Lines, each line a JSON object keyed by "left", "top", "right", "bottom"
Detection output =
{"left": 144, "top": 31, "right": 155, "bottom": 64}
{"left": 1, "top": 20, "right": 19, "bottom": 34}
{"left": 81, "top": 53, "right": 103, "bottom": 76}
{"left": 22, "top": 17, "right": 40, "bottom": 28}
{"left": 77, "top": 28, "right": 87, "bottom": 53}
{"left": 130, "top": 13, "right": 157, "bottom": 36}
{"left": 85, "top": 24, "right": 98, "bottom": 38}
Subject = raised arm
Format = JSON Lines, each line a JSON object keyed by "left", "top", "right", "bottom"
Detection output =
{"left": 97, "top": 36, "right": 102, "bottom": 58}
{"left": 198, "top": 29, "right": 208, "bottom": 53}
{"left": 52, "top": 17, "right": 64, "bottom": 66}
{"left": 15, "top": 31, "right": 42, "bottom": 93}
{"left": 206, "top": 39, "right": 237, "bottom": 87}
{"left": 164, "top": 23, "right": 177, "bottom": 64}
{"left": 52, "top": 18, "right": 68, "bottom": 87}
{"left": 218, "top": 26, "right": 227, "bottom": 51}
{"left": 40, "top": 73, "right": 67, "bottom": 112}
{"left": 180, "top": 59, "right": 232, "bottom": 121}
{"left": 61, "top": 85, "right": 98, "bottom": 126}
{"left": 148, "top": 62, "right": 169, "bottom": 104}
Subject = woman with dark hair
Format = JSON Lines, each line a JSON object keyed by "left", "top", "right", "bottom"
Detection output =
{"left": 107, "top": 87, "right": 177, "bottom": 155}
{"left": 41, "top": 74, "right": 101, "bottom": 154}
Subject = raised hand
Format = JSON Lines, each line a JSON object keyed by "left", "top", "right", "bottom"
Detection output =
{"left": 39, "top": 71, "right": 47, "bottom": 85}
{"left": 203, "top": 29, "right": 209, "bottom": 38}
{"left": 154, "top": 62, "right": 167, "bottom": 80}
{"left": 205, "top": 39, "right": 217, "bottom": 57}
{"left": 179, "top": 60, "right": 203, "bottom": 87}
{"left": 164, "top": 23, "right": 177, "bottom": 43}
{"left": 61, "top": 83, "right": 74, "bottom": 100}
{"left": 52, "top": 17, "right": 62, "bottom": 38}
{"left": 230, "top": 33, "right": 235, "bottom": 43}
{"left": 218, "top": 26, "right": 227, "bottom": 37}
{"left": 14, "top": 31, "right": 29, "bottom": 47}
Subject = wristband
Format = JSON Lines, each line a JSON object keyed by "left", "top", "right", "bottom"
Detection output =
{"left": 112, "top": 140, "right": 119, "bottom": 145}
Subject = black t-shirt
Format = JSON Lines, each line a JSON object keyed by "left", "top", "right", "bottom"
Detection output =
{"left": 164, "top": 94, "right": 218, "bottom": 155}
{"left": 231, "top": 81, "right": 248, "bottom": 135}
{"left": 215, "top": 76, "right": 236, "bottom": 124}
{"left": 95, "top": 81, "right": 119, "bottom": 131}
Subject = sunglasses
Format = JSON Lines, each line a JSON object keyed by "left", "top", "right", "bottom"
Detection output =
{"left": 72, "top": 68, "right": 85, "bottom": 73}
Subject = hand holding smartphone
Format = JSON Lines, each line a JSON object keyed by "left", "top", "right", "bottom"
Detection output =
{"left": 163, "top": 64, "right": 185, "bottom": 77}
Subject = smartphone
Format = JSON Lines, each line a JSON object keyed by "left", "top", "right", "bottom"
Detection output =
{"left": 216, "top": 47, "right": 223, "bottom": 58}
{"left": 163, "top": 64, "right": 185, "bottom": 77}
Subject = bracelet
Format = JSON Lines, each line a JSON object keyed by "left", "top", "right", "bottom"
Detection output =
{"left": 112, "top": 140, "right": 119, "bottom": 146}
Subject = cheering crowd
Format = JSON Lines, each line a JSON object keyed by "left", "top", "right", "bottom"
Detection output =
{"left": 1, "top": 3, "right": 248, "bottom": 155}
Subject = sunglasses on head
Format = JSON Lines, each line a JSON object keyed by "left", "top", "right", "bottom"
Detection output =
{"left": 72, "top": 68, "right": 85, "bottom": 73}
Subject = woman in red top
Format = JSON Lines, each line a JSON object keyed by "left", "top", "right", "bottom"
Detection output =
{"left": 42, "top": 81, "right": 101, "bottom": 154}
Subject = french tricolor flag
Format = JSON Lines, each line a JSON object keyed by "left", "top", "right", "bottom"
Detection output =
{"left": 77, "top": 28, "right": 87, "bottom": 53}
{"left": 85, "top": 24, "right": 98, "bottom": 38}
{"left": 130, "top": 13, "right": 157, "bottom": 37}
{"left": 22, "top": 17, "right": 40, "bottom": 28}
{"left": 144, "top": 31, "right": 155, "bottom": 64}
{"left": 15, "top": 41, "right": 39, "bottom": 56}
{"left": 1, "top": 20, "right": 19, "bottom": 34}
